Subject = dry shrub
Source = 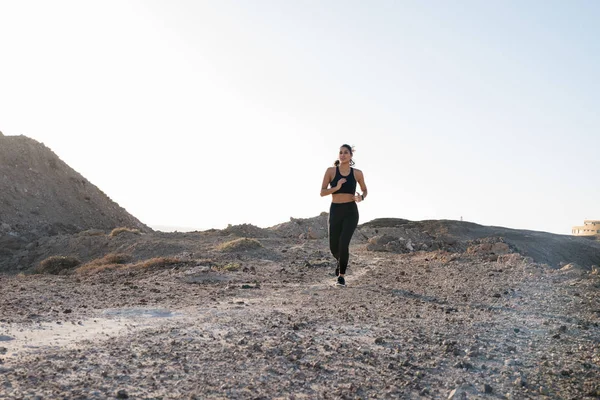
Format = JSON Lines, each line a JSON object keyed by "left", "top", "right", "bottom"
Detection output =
{"left": 76, "top": 263, "right": 121, "bottom": 275}
{"left": 217, "top": 238, "right": 263, "bottom": 252}
{"left": 100, "top": 253, "right": 132, "bottom": 265}
{"left": 76, "top": 256, "right": 181, "bottom": 275}
{"left": 220, "top": 262, "right": 241, "bottom": 271}
{"left": 110, "top": 227, "right": 141, "bottom": 237}
{"left": 130, "top": 257, "right": 180, "bottom": 270}
{"left": 76, "top": 253, "right": 132, "bottom": 274}
{"left": 35, "top": 256, "right": 81, "bottom": 275}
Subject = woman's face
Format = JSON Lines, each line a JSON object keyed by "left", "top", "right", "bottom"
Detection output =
{"left": 338, "top": 146, "right": 352, "bottom": 164}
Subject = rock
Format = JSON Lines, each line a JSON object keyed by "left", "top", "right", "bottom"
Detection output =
{"left": 498, "top": 253, "right": 523, "bottom": 265}
{"left": 491, "top": 242, "right": 510, "bottom": 254}
{"left": 482, "top": 384, "right": 493, "bottom": 394}
{"left": 116, "top": 389, "right": 129, "bottom": 399}
{"left": 307, "top": 226, "right": 326, "bottom": 239}
{"left": 366, "top": 235, "right": 406, "bottom": 253}
{"left": 374, "top": 337, "right": 385, "bottom": 345}
{"left": 587, "top": 387, "right": 600, "bottom": 397}
{"left": 448, "top": 385, "right": 472, "bottom": 399}
{"left": 0, "top": 335, "right": 14, "bottom": 342}
{"left": 513, "top": 376, "right": 527, "bottom": 387}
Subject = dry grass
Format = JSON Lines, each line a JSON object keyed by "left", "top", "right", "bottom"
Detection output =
{"left": 217, "top": 237, "right": 263, "bottom": 252}
{"left": 76, "top": 263, "right": 121, "bottom": 275}
{"left": 220, "top": 262, "right": 241, "bottom": 271}
{"left": 75, "top": 253, "right": 132, "bottom": 274}
{"left": 109, "top": 227, "right": 141, "bottom": 237}
{"left": 35, "top": 256, "right": 81, "bottom": 275}
{"left": 130, "top": 257, "right": 181, "bottom": 270}
{"left": 76, "top": 255, "right": 181, "bottom": 275}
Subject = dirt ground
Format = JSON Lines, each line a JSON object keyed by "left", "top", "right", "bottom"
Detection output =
{"left": 1, "top": 235, "right": 599, "bottom": 399}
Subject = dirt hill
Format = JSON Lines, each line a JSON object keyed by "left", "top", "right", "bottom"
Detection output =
{"left": 358, "top": 218, "right": 600, "bottom": 269}
{"left": 0, "top": 134, "right": 150, "bottom": 239}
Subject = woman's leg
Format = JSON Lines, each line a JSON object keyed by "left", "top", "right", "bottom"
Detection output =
{"left": 328, "top": 205, "right": 344, "bottom": 265}
{"left": 338, "top": 209, "right": 359, "bottom": 276}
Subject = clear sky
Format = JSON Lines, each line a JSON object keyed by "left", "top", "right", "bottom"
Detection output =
{"left": 1, "top": 1, "right": 599, "bottom": 235}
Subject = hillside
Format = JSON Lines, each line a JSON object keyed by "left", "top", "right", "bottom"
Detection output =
{"left": 0, "top": 134, "right": 149, "bottom": 238}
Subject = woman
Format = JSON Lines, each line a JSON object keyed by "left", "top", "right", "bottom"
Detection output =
{"left": 320, "top": 144, "right": 368, "bottom": 286}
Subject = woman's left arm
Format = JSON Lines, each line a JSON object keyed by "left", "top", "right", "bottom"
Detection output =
{"left": 354, "top": 169, "right": 368, "bottom": 202}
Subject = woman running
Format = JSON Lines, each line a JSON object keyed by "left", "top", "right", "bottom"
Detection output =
{"left": 320, "top": 144, "right": 368, "bottom": 286}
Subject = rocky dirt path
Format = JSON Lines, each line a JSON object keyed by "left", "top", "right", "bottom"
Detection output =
{"left": 1, "top": 247, "right": 599, "bottom": 399}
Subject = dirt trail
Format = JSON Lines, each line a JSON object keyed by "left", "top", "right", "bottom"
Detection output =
{"left": 1, "top": 247, "right": 598, "bottom": 399}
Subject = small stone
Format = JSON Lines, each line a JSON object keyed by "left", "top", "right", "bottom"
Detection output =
{"left": 513, "top": 328, "right": 520, "bottom": 333}
{"left": 374, "top": 337, "right": 385, "bottom": 345}
{"left": 560, "top": 369, "right": 572, "bottom": 376}
{"left": 587, "top": 388, "right": 600, "bottom": 397}
{"left": 513, "top": 376, "right": 527, "bottom": 387}
{"left": 116, "top": 390, "right": 129, "bottom": 399}
{"left": 0, "top": 335, "right": 14, "bottom": 342}
{"left": 482, "top": 384, "right": 493, "bottom": 394}
{"left": 448, "top": 386, "right": 469, "bottom": 399}
{"left": 539, "top": 386, "right": 550, "bottom": 396}
{"left": 63, "top": 309, "right": 72, "bottom": 314}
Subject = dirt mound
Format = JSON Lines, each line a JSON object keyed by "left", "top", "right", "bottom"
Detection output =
{"left": 268, "top": 213, "right": 328, "bottom": 239}
{"left": 0, "top": 135, "right": 149, "bottom": 238}
{"left": 359, "top": 218, "right": 600, "bottom": 268}
{"left": 221, "top": 223, "right": 273, "bottom": 238}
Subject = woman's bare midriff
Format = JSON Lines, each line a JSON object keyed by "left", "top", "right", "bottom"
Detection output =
{"left": 331, "top": 193, "right": 356, "bottom": 204}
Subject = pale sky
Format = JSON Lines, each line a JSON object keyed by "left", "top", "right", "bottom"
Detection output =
{"left": 1, "top": 1, "right": 599, "bottom": 235}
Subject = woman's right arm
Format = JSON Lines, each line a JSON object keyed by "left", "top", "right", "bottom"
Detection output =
{"left": 320, "top": 167, "right": 344, "bottom": 197}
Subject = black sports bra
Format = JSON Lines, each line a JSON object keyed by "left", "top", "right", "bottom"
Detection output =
{"left": 330, "top": 167, "right": 357, "bottom": 195}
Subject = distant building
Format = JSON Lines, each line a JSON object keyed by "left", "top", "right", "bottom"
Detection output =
{"left": 572, "top": 220, "right": 600, "bottom": 237}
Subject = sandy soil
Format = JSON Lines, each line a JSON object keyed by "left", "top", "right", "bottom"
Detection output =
{"left": 1, "top": 239, "right": 599, "bottom": 399}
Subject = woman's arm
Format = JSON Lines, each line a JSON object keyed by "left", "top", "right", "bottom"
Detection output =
{"left": 320, "top": 167, "right": 344, "bottom": 197}
{"left": 355, "top": 169, "right": 368, "bottom": 201}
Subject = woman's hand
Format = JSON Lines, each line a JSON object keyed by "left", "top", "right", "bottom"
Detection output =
{"left": 336, "top": 178, "right": 347, "bottom": 189}
{"left": 354, "top": 192, "right": 363, "bottom": 202}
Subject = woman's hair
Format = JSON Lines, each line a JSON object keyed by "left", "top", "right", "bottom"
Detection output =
{"left": 334, "top": 144, "right": 355, "bottom": 167}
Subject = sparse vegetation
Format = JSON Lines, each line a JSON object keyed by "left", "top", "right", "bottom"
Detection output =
{"left": 130, "top": 257, "right": 181, "bottom": 270}
{"left": 76, "top": 262, "right": 121, "bottom": 275}
{"left": 75, "top": 253, "right": 133, "bottom": 274}
{"left": 101, "top": 253, "right": 133, "bottom": 264}
{"left": 109, "top": 227, "right": 141, "bottom": 237}
{"left": 220, "top": 262, "right": 241, "bottom": 271}
{"left": 76, "top": 255, "right": 182, "bottom": 275}
{"left": 217, "top": 237, "right": 263, "bottom": 252}
{"left": 35, "top": 256, "right": 81, "bottom": 275}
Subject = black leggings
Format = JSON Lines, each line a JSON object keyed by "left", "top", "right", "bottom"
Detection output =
{"left": 328, "top": 202, "right": 359, "bottom": 275}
